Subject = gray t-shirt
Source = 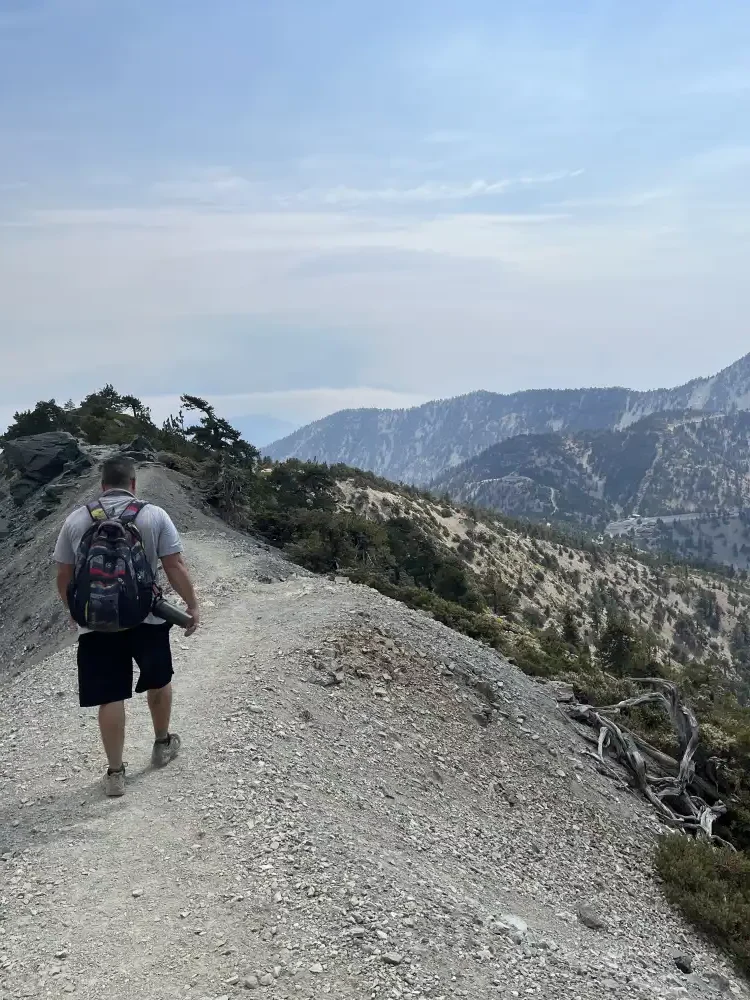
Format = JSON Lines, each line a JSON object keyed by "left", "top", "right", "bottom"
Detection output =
{"left": 53, "top": 489, "right": 183, "bottom": 626}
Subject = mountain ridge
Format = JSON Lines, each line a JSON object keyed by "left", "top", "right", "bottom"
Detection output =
{"left": 3, "top": 461, "right": 745, "bottom": 997}
{"left": 435, "top": 409, "right": 750, "bottom": 530}
{"left": 4, "top": 390, "right": 750, "bottom": 985}
{"left": 267, "top": 352, "right": 750, "bottom": 484}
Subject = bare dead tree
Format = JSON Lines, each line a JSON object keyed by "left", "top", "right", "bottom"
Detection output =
{"left": 569, "top": 679, "right": 732, "bottom": 846}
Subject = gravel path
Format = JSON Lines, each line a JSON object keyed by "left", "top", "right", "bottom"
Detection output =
{"left": 0, "top": 467, "right": 746, "bottom": 999}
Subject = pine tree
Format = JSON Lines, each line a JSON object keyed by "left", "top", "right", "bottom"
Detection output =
{"left": 481, "top": 569, "right": 517, "bottom": 616}
{"left": 561, "top": 607, "right": 580, "bottom": 647}
{"left": 598, "top": 612, "right": 635, "bottom": 676}
{"left": 181, "top": 395, "right": 258, "bottom": 466}
{"left": 80, "top": 384, "right": 125, "bottom": 414}
{"left": 1, "top": 399, "right": 74, "bottom": 440}
{"left": 120, "top": 394, "right": 151, "bottom": 421}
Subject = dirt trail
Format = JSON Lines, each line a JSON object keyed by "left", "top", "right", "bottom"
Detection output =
{"left": 0, "top": 467, "right": 746, "bottom": 1000}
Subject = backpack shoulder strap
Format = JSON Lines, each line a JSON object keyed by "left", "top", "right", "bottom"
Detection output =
{"left": 119, "top": 500, "right": 148, "bottom": 525}
{"left": 86, "top": 501, "right": 108, "bottom": 523}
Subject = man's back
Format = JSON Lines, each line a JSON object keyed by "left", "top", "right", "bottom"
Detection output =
{"left": 53, "top": 488, "right": 182, "bottom": 625}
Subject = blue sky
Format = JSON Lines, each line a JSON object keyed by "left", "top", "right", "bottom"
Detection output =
{"left": 1, "top": 0, "right": 749, "bottom": 442}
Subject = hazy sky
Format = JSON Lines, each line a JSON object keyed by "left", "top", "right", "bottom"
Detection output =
{"left": 2, "top": 0, "right": 749, "bottom": 442}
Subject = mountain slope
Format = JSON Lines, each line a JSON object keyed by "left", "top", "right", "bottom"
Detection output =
{"left": 1, "top": 462, "right": 746, "bottom": 1000}
{"left": 435, "top": 410, "right": 750, "bottom": 528}
{"left": 267, "top": 353, "right": 750, "bottom": 484}
{"left": 337, "top": 471, "right": 750, "bottom": 689}
{"left": 607, "top": 510, "right": 750, "bottom": 573}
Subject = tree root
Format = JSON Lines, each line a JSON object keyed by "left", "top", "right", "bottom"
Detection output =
{"left": 569, "top": 679, "right": 731, "bottom": 844}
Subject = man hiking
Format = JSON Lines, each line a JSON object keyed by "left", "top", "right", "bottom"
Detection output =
{"left": 53, "top": 455, "right": 200, "bottom": 797}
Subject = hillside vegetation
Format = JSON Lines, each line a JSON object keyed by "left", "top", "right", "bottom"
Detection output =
{"left": 4, "top": 386, "right": 750, "bottom": 972}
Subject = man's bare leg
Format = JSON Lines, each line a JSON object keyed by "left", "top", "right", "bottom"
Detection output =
{"left": 99, "top": 701, "right": 126, "bottom": 770}
{"left": 147, "top": 683, "right": 172, "bottom": 741}
{"left": 148, "top": 684, "right": 180, "bottom": 768}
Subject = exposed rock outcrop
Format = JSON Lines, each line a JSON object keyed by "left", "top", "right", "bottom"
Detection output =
{"left": 3, "top": 432, "right": 90, "bottom": 505}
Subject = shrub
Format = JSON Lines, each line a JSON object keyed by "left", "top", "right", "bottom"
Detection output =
{"left": 572, "top": 671, "right": 632, "bottom": 707}
{"left": 511, "top": 641, "right": 564, "bottom": 679}
{"left": 456, "top": 537, "right": 477, "bottom": 561}
{"left": 522, "top": 606, "right": 545, "bottom": 629}
{"left": 481, "top": 570, "right": 519, "bottom": 616}
{"left": 655, "top": 835, "right": 750, "bottom": 975}
{"left": 354, "top": 575, "right": 508, "bottom": 650}
{"left": 156, "top": 452, "right": 204, "bottom": 477}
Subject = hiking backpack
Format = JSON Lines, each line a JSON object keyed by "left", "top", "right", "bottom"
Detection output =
{"left": 67, "top": 500, "right": 156, "bottom": 631}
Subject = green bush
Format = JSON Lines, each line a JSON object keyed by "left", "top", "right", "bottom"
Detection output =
{"left": 352, "top": 574, "right": 508, "bottom": 650}
{"left": 77, "top": 414, "right": 136, "bottom": 445}
{"left": 156, "top": 451, "right": 205, "bottom": 477}
{"left": 571, "top": 671, "right": 633, "bottom": 706}
{"left": 655, "top": 835, "right": 750, "bottom": 975}
{"left": 511, "top": 644, "right": 562, "bottom": 678}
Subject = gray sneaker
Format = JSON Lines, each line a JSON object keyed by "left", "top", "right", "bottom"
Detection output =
{"left": 104, "top": 766, "right": 126, "bottom": 797}
{"left": 151, "top": 733, "right": 181, "bottom": 769}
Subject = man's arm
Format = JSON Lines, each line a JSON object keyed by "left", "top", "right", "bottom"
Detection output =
{"left": 53, "top": 518, "right": 76, "bottom": 626}
{"left": 160, "top": 553, "right": 200, "bottom": 635}
{"left": 56, "top": 563, "right": 74, "bottom": 606}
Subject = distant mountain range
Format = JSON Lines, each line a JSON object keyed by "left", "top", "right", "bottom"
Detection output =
{"left": 267, "top": 352, "right": 750, "bottom": 485}
{"left": 434, "top": 410, "right": 750, "bottom": 528}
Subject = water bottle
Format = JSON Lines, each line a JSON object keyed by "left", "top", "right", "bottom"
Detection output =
{"left": 152, "top": 596, "right": 195, "bottom": 629}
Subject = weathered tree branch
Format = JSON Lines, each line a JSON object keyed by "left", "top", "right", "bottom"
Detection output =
{"left": 569, "top": 679, "right": 730, "bottom": 843}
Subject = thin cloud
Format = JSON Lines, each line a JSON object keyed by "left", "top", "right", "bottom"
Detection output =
{"left": 319, "top": 170, "right": 583, "bottom": 206}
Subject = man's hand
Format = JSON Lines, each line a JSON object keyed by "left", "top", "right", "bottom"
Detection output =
{"left": 161, "top": 554, "right": 199, "bottom": 636}
{"left": 185, "top": 605, "right": 200, "bottom": 637}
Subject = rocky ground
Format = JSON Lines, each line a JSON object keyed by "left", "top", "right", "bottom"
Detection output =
{"left": 0, "top": 464, "right": 746, "bottom": 999}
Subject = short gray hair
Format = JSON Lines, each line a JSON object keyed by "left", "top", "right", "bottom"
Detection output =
{"left": 101, "top": 455, "right": 136, "bottom": 490}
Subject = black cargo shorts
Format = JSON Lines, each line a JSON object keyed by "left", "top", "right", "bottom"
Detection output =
{"left": 76, "top": 622, "right": 173, "bottom": 707}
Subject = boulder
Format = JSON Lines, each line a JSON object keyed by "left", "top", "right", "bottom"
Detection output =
{"left": 123, "top": 436, "right": 155, "bottom": 454}
{"left": 62, "top": 453, "right": 93, "bottom": 477}
{"left": 3, "top": 432, "right": 85, "bottom": 505}
{"left": 577, "top": 904, "right": 609, "bottom": 932}
{"left": 10, "top": 477, "right": 40, "bottom": 506}
{"left": 673, "top": 953, "right": 694, "bottom": 975}
{"left": 119, "top": 436, "right": 156, "bottom": 463}
{"left": 44, "top": 484, "right": 69, "bottom": 503}
{"left": 544, "top": 680, "right": 576, "bottom": 703}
